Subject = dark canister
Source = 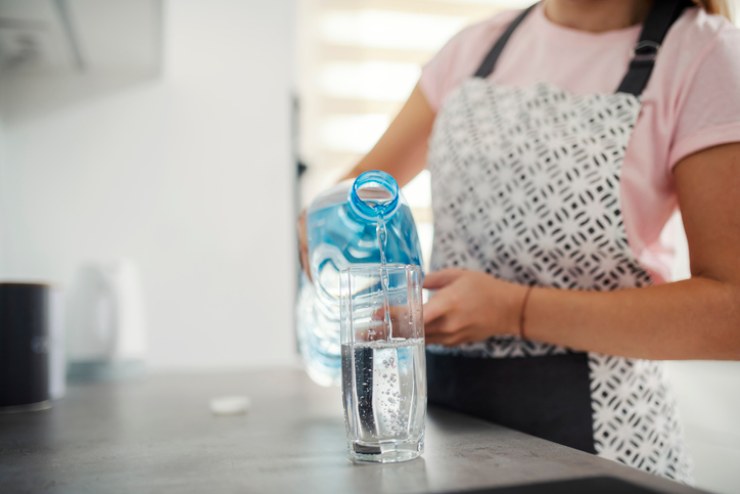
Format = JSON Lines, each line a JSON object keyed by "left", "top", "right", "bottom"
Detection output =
{"left": 0, "top": 283, "right": 51, "bottom": 412}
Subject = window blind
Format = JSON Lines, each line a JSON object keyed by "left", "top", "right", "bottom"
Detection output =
{"left": 297, "top": 0, "right": 529, "bottom": 206}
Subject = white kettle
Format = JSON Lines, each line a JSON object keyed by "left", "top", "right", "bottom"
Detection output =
{"left": 67, "top": 259, "right": 147, "bottom": 379}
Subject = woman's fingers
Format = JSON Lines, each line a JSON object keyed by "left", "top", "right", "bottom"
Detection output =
{"left": 371, "top": 305, "right": 415, "bottom": 338}
{"left": 423, "top": 289, "right": 452, "bottom": 325}
{"left": 425, "top": 326, "right": 469, "bottom": 347}
{"left": 300, "top": 249, "right": 310, "bottom": 279}
{"left": 424, "top": 314, "right": 464, "bottom": 343}
{"left": 424, "top": 334, "right": 451, "bottom": 345}
{"left": 423, "top": 315, "right": 450, "bottom": 336}
{"left": 297, "top": 211, "right": 312, "bottom": 281}
{"left": 423, "top": 269, "right": 463, "bottom": 290}
{"left": 423, "top": 269, "right": 464, "bottom": 325}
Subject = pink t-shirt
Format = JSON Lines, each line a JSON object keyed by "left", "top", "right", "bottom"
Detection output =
{"left": 420, "top": 4, "right": 740, "bottom": 283}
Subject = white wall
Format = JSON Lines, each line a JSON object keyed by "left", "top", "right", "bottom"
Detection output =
{"left": 0, "top": 0, "right": 298, "bottom": 369}
{"left": 666, "top": 361, "right": 740, "bottom": 493}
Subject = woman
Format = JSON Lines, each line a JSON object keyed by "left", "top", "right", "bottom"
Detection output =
{"left": 298, "top": 0, "right": 740, "bottom": 481}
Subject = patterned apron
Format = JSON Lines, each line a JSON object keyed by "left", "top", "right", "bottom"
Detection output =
{"left": 426, "top": 0, "right": 692, "bottom": 481}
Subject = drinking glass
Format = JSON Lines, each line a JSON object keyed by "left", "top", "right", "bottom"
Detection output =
{"left": 340, "top": 263, "right": 426, "bottom": 463}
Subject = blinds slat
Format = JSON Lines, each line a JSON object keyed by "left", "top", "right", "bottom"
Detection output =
{"left": 318, "top": 96, "right": 403, "bottom": 115}
{"left": 300, "top": 0, "right": 525, "bottom": 205}
{"left": 317, "top": 44, "right": 433, "bottom": 65}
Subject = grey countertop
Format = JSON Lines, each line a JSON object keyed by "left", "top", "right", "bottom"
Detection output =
{"left": 0, "top": 368, "right": 702, "bottom": 494}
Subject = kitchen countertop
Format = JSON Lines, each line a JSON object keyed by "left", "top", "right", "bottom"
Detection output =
{"left": 0, "top": 368, "right": 702, "bottom": 493}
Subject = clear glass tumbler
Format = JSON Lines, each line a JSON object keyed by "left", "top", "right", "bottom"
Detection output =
{"left": 340, "top": 263, "right": 426, "bottom": 463}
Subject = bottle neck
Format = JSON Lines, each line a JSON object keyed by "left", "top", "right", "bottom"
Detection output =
{"left": 348, "top": 171, "right": 400, "bottom": 222}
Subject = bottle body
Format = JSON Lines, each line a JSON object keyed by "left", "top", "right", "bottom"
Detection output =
{"left": 298, "top": 172, "right": 423, "bottom": 386}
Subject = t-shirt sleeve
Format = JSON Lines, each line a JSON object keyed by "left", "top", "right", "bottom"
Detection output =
{"left": 668, "top": 28, "right": 740, "bottom": 169}
{"left": 420, "top": 29, "right": 468, "bottom": 111}
{"left": 420, "top": 13, "right": 516, "bottom": 111}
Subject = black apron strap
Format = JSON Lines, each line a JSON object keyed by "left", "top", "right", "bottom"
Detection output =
{"left": 616, "top": 0, "right": 693, "bottom": 96}
{"left": 474, "top": 3, "right": 538, "bottom": 79}
{"left": 474, "top": 1, "right": 692, "bottom": 95}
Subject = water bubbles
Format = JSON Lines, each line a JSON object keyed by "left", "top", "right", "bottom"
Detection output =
{"left": 343, "top": 338, "right": 424, "bottom": 443}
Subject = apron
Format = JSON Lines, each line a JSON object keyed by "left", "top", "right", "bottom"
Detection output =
{"left": 426, "top": 0, "right": 692, "bottom": 482}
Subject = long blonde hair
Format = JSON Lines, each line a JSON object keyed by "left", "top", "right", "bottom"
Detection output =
{"left": 694, "top": 0, "right": 734, "bottom": 21}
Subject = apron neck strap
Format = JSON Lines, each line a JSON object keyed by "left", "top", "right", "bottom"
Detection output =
{"left": 616, "top": 0, "right": 693, "bottom": 96}
{"left": 473, "top": 0, "right": 693, "bottom": 97}
{"left": 474, "top": 3, "right": 537, "bottom": 79}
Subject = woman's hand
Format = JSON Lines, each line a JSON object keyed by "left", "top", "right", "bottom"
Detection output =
{"left": 297, "top": 210, "right": 310, "bottom": 279}
{"left": 423, "top": 269, "right": 528, "bottom": 346}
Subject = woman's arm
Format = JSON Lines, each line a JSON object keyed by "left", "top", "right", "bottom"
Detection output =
{"left": 298, "top": 83, "right": 436, "bottom": 275}
{"left": 424, "top": 142, "right": 740, "bottom": 360}
{"left": 336, "top": 83, "right": 436, "bottom": 187}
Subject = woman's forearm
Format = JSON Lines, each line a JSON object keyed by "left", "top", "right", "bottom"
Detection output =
{"left": 339, "top": 141, "right": 428, "bottom": 188}
{"left": 525, "top": 277, "right": 740, "bottom": 360}
{"left": 337, "top": 83, "right": 435, "bottom": 188}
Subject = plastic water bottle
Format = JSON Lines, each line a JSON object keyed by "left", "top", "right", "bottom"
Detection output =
{"left": 297, "top": 170, "right": 423, "bottom": 386}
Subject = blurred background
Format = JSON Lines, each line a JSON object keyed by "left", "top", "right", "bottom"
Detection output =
{"left": 0, "top": 0, "right": 737, "bottom": 492}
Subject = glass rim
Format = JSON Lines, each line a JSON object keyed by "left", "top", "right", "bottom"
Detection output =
{"left": 339, "top": 263, "right": 421, "bottom": 276}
